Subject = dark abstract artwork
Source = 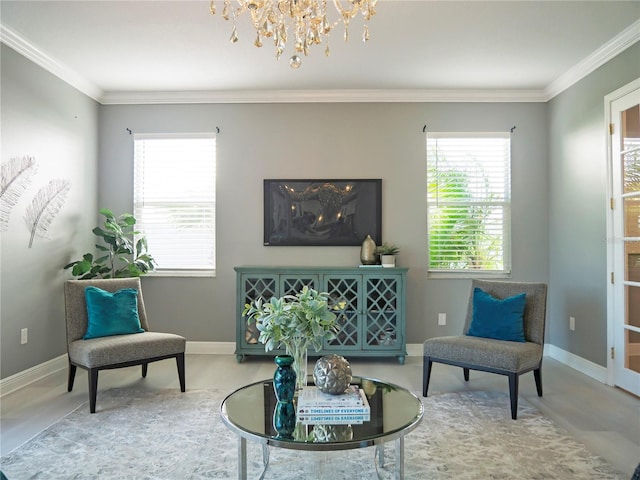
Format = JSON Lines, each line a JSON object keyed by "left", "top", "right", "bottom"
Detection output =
{"left": 264, "top": 179, "right": 381, "bottom": 246}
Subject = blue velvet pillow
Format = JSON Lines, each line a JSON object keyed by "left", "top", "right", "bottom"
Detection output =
{"left": 83, "top": 286, "right": 144, "bottom": 340}
{"left": 467, "top": 287, "right": 527, "bottom": 342}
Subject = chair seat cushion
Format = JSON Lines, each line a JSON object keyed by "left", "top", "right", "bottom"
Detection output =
{"left": 69, "top": 332, "right": 186, "bottom": 368}
{"left": 423, "top": 335, "right": 542, "bottom": 372}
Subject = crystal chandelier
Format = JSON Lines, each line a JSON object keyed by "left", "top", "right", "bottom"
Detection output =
{"left": 210, "top": 0, "right": 377, "bottom": 69}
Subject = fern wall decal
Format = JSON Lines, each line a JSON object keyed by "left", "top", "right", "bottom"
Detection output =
{"left": 1, "top": 156, "right": 38, "bottom": 231}
{"left": 24, "top": 178, "right": 71, "bottom": 248}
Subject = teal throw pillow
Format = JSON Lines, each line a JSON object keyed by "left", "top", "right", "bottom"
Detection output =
{"left": 83, "top": 286, "right": 144, "bottom": 340}
{"left": 467, "top": 288, "right": 527, "bottom": 342}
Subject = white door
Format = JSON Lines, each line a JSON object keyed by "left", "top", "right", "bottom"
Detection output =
{"left": 608, "top": 78, "right": 640, "bottom": 396}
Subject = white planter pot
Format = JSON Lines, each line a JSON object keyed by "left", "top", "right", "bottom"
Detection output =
{"left": 380, "top": 255, "right": 396, "bottom": 268}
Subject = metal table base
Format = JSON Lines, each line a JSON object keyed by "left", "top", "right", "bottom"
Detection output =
{"left": 236, "top": 434, "right": 406, "bottom": 480}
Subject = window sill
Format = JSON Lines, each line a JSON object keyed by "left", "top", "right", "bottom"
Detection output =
{"left": 147, "top": 269, "right": 216, "bottom": 278}
{"left": 427, "top": 271, "right": 511, "bottom": 280}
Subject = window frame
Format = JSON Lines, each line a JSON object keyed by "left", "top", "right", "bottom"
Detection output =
{"left": 133, "top": 132, "right": 216, "bottom": 278}
{"left": 426, "top": 131, "right": 512, "bottom": 278}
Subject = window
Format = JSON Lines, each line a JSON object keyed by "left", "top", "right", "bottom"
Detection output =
{"left": 133, "top": 133, "right": 216, "bottom": 276}
{"left": 426, "top": 132, "right": 511, "bottom": 275}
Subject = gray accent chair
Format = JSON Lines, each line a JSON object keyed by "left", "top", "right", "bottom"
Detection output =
{"left": 423, "top": 279, "right": 547, "bottom": 420}
{"left": 64, "top": 278, "right": 186, "bottom": 413}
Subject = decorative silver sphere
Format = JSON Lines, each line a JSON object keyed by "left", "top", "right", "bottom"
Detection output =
{"left": 313, "top": 354, "right": 352, "bottom": 394}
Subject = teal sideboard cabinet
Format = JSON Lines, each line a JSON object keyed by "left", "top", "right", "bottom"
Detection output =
{"left": 234, "top": 266, "right": 409, "bottom": 364}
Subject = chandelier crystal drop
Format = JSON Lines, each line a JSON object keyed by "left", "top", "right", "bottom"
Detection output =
{"left": 210, "top": 0, "right": 377, "bottom": 68}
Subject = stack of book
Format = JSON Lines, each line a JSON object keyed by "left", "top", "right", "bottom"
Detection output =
{"left": 296, "top": 385, "right": 371, "bottom": 425}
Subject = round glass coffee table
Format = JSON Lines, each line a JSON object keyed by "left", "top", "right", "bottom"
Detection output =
{"left": 220, "top": 376, "right": 423, "bottom": 480}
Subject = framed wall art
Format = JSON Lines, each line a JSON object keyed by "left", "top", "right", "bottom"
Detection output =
{"left": 263, "top": 179, "right": 382, "bottom": 247}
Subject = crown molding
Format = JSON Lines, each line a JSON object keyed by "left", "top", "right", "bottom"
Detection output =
{"left": 100, "top": 88, "right": 547, "bottom": 104}
{"left": 2, "top": 17, "right": 638, "bottom": 105}
{"left": 544, "top": 18, "right": 640, "bottom": 101}
{"left": 0, "top": 24, "right": 104, "bottom": 102}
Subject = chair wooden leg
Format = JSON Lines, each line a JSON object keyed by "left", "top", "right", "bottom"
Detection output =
{"left": 142, "top": 363, "right": 148, "bottom": 378}
{"left": 422, "top": 357, "right": 433, "bottom": 397}
{"left": 176, "top": 353, "right": 186, "bottom": 392}
{"left": 67, "top": 364, "right": 77, "bottom": 392}
{"left": 508, "top": 373, "right": 519, "bottom": 420}
{"left": 463, "top": 368, "right": 470, "bottom": 382}
{"left": 534, "top": 367, "right": 543, "bottom": 397}
{"left": 89, "top": 368, "right": 99, "bottom": 414}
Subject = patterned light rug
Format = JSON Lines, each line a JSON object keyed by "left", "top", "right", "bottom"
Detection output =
{"left": 0, "top": 387, "right": 625, "bottom": 480}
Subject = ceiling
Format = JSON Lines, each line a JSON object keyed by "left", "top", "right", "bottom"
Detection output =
{"left": 1, "top": 1, "right": 639, "bottom": 103}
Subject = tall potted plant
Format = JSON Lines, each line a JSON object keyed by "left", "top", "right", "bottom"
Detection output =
{"left": 64, "top": 208, "right": 156, "bottom": 279}
{"left": 243, "top": 286, "right": 339, "bottom": 391}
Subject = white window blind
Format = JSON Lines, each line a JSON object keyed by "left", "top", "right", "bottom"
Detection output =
{"left": 133, "top": 133, "right": 216, "bottom": 276}
{"left": 426, "top": 132, "right": 511, "bottom": 274}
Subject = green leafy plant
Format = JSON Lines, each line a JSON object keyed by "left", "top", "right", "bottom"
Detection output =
{"left": 243, "top": 286, "right": 341, "bottom": 390}
{"left": 376, "top": 242, "right": 400, "bottom": 255}
{"left": 64, "top": 208, "right": 156, "bottom": 279}
{"left": 243, "top": 286, "right": 339, "bottom": 353}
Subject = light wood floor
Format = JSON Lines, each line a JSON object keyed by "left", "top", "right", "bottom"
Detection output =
{"left": 1, "top": 355, "right": 639, "bottom": 477}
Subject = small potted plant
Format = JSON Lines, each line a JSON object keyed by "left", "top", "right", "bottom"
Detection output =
{"left": 243, "top": 286, "right": 339, "bottom": 391}
{"left": 376, "top": 242, "right": 400, "bottom": 267}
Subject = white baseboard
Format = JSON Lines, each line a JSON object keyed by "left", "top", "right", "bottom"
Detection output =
{"left": 0, "top": 354, "right": 68, "bottom": 397}
{"left": 187, "top": 342, "right": 423, "bottom": 357}
{"left": 406, "top": 343, "right": 422, "bottom": 357}
{"left": 544, "top": 344, "right": 608, "bottom": 384}
{"left": 189, "top": 342, "right": 424, "bottom": 357}
{"left": 1, "top": 342, "right": 607, "bottom": 397}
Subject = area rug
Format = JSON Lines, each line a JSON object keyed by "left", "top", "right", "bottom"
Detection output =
{"left": 0, "top": 387, "right": 625, "bottom": 480}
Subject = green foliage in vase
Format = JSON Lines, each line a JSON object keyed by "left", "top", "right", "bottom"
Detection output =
{"left": 243, "top": 286, "right": 340, "bottom": 353}
{"left": 63, "top": 208, "right": 156, "bottom": 279}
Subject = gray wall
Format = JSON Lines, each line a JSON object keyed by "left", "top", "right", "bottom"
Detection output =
{"left": 98, "top": 102, "right": 549, "bottom": 345}
{"left": 548, "top": 42, "right": 640, "bottom": 366}
{"left": 1, "top": 45, "right": 99, "bottom": 378}
{"left": 3, "top": 39, "right": 637, "bottom": 380}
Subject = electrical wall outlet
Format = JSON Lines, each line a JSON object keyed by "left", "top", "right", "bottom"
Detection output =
{"left": 438, "top": 313, "right": 447, "bottom": 326}
{"left": 20, "top": 328, "right": 28, "bottom": 344}
{"left": 569, "top": 316, "right": 576, "bottom": 331}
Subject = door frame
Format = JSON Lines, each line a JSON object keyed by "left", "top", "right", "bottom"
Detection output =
{"left": 605, "top": 77, "right": 640, "bottom": 387}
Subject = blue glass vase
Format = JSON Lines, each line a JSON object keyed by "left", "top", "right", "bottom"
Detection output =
{"left": 273, "top": 355, "right": 296, "bottom": 402}
{"left": 273, "top": 400, "right": 296, "bottom": 438}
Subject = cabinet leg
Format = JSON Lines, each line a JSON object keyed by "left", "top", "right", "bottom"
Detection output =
{"left": 236, "top": 354, "right": 245, "bottom": 363}
{"left": 398, "top": 355, "right": 406, "bottom": 365}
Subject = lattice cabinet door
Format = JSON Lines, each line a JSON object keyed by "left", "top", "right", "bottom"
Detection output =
{"left": 238, "top": 274, "right": 278, "bottom": 351}
{"left": 323, "top": 275, "right": 363, "bottom": 350}
{"left": 363, "top": 275, "right": 403, "bottom": 351}
{"left": 280, "top": 275, "right": 319, "bottom": 296}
